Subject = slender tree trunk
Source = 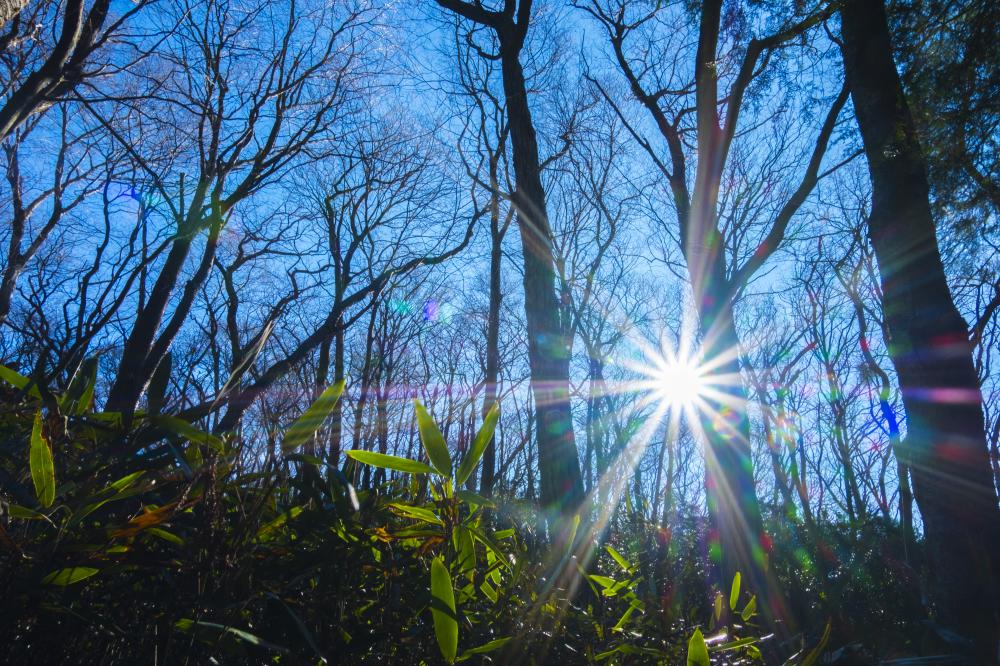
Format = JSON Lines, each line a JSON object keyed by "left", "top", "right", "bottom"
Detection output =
{"left": 841, "top": 0, "right": 1000, "bottom": 653}
{"left": 330, "top": 321, "right": 346, "bottom": 463}
{"left": 480, "top": 223, "right": 503, "bottom": 496}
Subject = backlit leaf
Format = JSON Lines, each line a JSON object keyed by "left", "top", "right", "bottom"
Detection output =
{"left": 414, "top": 401, "right": 451, "bottom": 476}
{"left": 430, "top": 556, "right": 458, "bottom": 663}
{"left": 42, "top": 567, "right": 99, "bottom": 586}
{"left": 389, "top": 502, "right": 443, "bottom": 525}
{"left": 455, "top": 402, "right": 498, "bottom": 486}
{"left": 687, "top": 627, "right": 710, "bottom": 666}
{"left": 345, "top": 450, "right": 433, "bottom": 474}
{"left": 29, "top": 412, "right": 55, "bottom": 508}
{"left": 282, "top": 380, "right": 346, "bottom": 453}
{"left": 0, "top": 364, "right": 41, "bottom": 398}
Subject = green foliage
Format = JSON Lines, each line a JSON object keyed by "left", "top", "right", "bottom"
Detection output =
{"left": 0, "top": 379, "right": 885, "bottom": 664}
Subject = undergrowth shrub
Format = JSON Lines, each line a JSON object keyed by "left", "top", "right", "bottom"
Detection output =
{"left": 0, "top": 365, "right": 830, "bottom": 664}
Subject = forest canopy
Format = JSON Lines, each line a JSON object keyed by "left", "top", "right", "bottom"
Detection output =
{"left": 1, "top": 0, "right": 998, "bottom": 663}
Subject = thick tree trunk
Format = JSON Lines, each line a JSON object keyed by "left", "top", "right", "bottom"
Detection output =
{"left": 106, "top": 233, "right": 196, "bottom": 412}
{"left": 498, "top": 42, "right": 584, "bottom": 516}
{"left": 841, "top": 0, "right": 1000, "bottom": 654}
{"left": 696, "top": 294, "right": 768, "bottom": 601}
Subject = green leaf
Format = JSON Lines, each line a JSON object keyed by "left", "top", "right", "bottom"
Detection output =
{"left": 430, "top": 556, "right": 458, "bottom": 664}
{"left": 147, "top": 527, "right": 185, "bottom": 546}
{"left": 0, "top": 364, "right": 41, "bottom": 398}
{"left": 61, "top": 356, "right": 99, "bottom": 415}
{"left": 42, "top": 567, "right": 99, "bottom": 586}
{"left": 457, "top": 637, "right": 511, "bottom": 660}
{"left": 455, "top": 489, "right": 495, "bottom": 508}
{"left": 687, "top": 627, "right": 710, "bottom": 666}
{"left": 414, "top": 401, "right": 451, "bottom": 477}
{"left": 8, "top": 504, "right": 47, "bottom": 520}
{"left": 605, "top": 544, "right": 632, "bottom": 573}
{"left": 174, "top": 619, "right": 288, "bottom": 654}
{"left": 711, "top": 636, "right": 759, "bottom": 652}
{"left": 563, "top": 513, "right": 581, "bottom": 559}
{"left": 612, "top": 603, "right": 639, "bottom": 632}
{"left": 282, "top": 380, "right": 346, "bottom": 453}
{"left": 345, "top": 450, "right": 433, "bottom": 474}
{"left": 729, "top": 571, "right": 741, "bottom": 611}
{"left": 479, "top": 579, "right": 498, "bottom": 604}
{"left": 29, "top": 412, "right": 55, "bottom": 508}
{"left": 389, "top": 502, "right": 443, "bottom": 525}
{"left": 257, "top": 506, "right": 305, "bottom": 540}
{"left": 800, "top": 621, "right": 832, "bottom": 666}
{"left": 588, "top": 574, "right": 618, "bottom": 590}
{"left": 740, "top": 595, "right": 757, "bottom": 621}
{"left": 456, "top": 526, "right": 476, "bottom": 573}
{"left": 714, "top": 592, "right": 724, "bottom": 622}
{"left": 151, "top": 415, "right": 223, "bottom": 452}
{"left": 108, "top": 471, "right": 145, "bottom": 493}
{"left": 455, "top": 402, "right": 499, "bottom": 486}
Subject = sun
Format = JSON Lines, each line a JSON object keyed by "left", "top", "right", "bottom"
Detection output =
{"left": 652, "top": 355, "right": 706, "bottom": 409}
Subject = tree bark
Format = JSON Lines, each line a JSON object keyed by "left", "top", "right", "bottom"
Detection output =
{"left": 498, "top": 39, "right": 584, "bottom": 515}
{"left": 480, "top": 207, "right": 503, "bottom": 496}
{"left": 841, "top": 0, "right": 1000, "bottom": 654}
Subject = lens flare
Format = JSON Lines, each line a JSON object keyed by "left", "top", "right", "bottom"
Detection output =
{"left": 652, "top": 355, "right": 706, "bottom": 409}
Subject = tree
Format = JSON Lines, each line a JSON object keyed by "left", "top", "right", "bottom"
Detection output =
{"left": 840, "top": 0, "right": 1000, "bottom": 653}
{"left": 580, "top": 0, "right": 847, "bottom": 607}
{"left": 435, "top": 0, "right": 585, "bottom": 517}
{"left": 100, "top": 0, "right": 368, "bottom": 415}
{"left": 0, "top": 0, "right": 145, "bottom": 140}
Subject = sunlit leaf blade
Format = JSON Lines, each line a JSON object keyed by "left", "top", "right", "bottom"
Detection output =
{"left": 29, "top": 412, "right": 55, "bottom": 508}
{"left": 711, "top": 636, "right": 758, "bottom": 652}
{"left": 282, "top": 380, "right": 346, "bottom": 453}
{"left": 458, "top": 637, "right": 511, "bottom": 660}
{"left": 414, "top": 401, "right": 451, "bottom": 476}
{"left": 151, "top": 415, "right": 224, "bottom": 452}
{"left": 389, "top": 502, "right": 444, "bottom": 525}
{"left": 455, "top": 489, "right": 495, "bottom": 508}
{"left": 345, "top": 450, "right": 434, "bottom": 474}
{"left": 174, "top": 619, "right": 289, "bottom": 653}
{"left": 729, "top": 571, "right": 741, "bottom": 611}
{"left": 430, "top": 556, "right": 458, "bottom": 664}
{"left": 455, "top": 402, "right": 499, "bottom": 486}
{"left": 740, "top": 595, "right": 757, "bottom": 621}
{"left": 563, "top": 513, "right": 581, "bottom": 559}
{"left": 213, "top": 319, "right": 274, "bottom": 408}
{"left": 8, "top": 504, "right": 48, "bottom": 520}
{"left": 257, "top": 506, "right": 304, "bottom": 540}
{"left": 605, "top": 544, "right": 632, "bottom": 573}
{"left": 61, "top": 356, "right": 99, "bottom": 415}
{"left": 0, "top": 363, "right": 41, "bottom": 398}
{"left": 800, "top": 621, "right": 832, "bottom": 666}
{"left": 686, "top": 627, "right": 710, "bottom": 666}
{"left": 42, "top": 567, "right": 99, "bottom": 586}
{"left": 456, "top": 526, "right": 476, "bottom": 573}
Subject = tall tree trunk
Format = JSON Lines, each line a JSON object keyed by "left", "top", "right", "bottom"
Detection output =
{"left": 480, "top": 221, "right": 503, "bottom": 496}
{"left": 330, "top": 321, "right": 346, "bottom": 464}
{"left": 696, "top": 295, "right": 768, "bottom": 603}
{"left": 841, "top": 0, "right": 1000, "bottom": 654}
{"left": 498, "top": 41, "right": 583, "bottom": 516}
